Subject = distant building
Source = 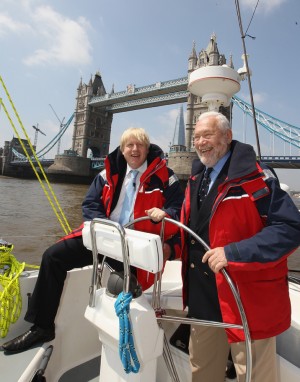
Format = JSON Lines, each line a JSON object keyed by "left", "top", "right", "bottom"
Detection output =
{"left": 170, "top": 104, "right": 186, "bottom": 153}
{"left": 0, "top": 137, "right": 37, "bottom": 177}
{"left": 3, "top": 137, "right": 35, "bottom": 162}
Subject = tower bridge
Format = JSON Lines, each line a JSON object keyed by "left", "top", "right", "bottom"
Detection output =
{"left": 89, "top": 77, "right": 188, "bottom": 112}
{"left": 2, "top": 34, "right": 300, "bottom": 181}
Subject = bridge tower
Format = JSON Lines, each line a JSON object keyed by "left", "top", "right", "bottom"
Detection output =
{"left": 186, "top": 34, "right": 231, "bottom": 150}
{"left": 168, "top": 34, "right": 232, "bottom": 179}
{"left": 47, "top": 72, "right": 113, "bottom": 179}
{"left": 72, "top": 72, "right": 112, "bottom": 158}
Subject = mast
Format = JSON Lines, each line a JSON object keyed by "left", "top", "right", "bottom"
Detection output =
{"left": 234, "top": 0, "right": 262, "bottom": 159}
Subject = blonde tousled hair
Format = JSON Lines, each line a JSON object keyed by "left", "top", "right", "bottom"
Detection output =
{"left": 120, "top": 127, "right": 150, "bottom": 151}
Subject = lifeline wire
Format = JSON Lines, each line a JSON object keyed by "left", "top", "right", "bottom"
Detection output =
{"left": 0, "top": 76, "right": 71, "bottom": 235}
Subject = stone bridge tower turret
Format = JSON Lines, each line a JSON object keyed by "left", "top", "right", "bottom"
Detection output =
{"left": 168, "top": 34, "right": 232, "bottom": 181}
{"left": 72, "top": 72, "right": 112, "bottom": 158}
{"left": 48, "top": 72, "right": 113, "bottom": 179}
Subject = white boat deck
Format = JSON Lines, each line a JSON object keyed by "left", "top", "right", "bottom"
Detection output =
{"left": 0, "top": 267, "right": 101, "bottom": 382}
{"left": 1, "top": 342, "right": 48, "bottom": 382}
{"left": 0, "top": 261, "right": 299, "bottom": 381}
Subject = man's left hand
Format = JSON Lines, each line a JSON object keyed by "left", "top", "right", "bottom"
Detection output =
{"left": 202, "top": 247, "right": 228, "bottom": 273}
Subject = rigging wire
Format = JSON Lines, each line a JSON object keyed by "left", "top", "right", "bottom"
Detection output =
{"left": 234, "top": 0, "right": 262, "bottom": 159}
{"left": 244, "top": 0, "right": 260, "bottom": 37}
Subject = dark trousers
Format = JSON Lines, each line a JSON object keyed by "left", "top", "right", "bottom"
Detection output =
{"left": 24, "top": 236, "right": 122, "bottom": 329}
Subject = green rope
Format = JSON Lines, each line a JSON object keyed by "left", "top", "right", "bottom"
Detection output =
{"left": 0, "top": 242, "right": 39, "bottom": 338}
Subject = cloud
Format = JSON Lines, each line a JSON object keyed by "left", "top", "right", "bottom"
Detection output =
{"left": 0, "top": 13, "right": 31, "bottom": 36}
{"left": 253, "top": 92, "right": 267, "bottom": 105}
{"left": 240, "top": 0, "right": 288, "bottom": 13}
{"left": 239, "top": 91, "right": 267, "bottom": 106}
{"left": 22, "top": 5, "right": 92, "bottom": 67}
{"left": 157, "top": 108, "right": 179, "bottom": 129}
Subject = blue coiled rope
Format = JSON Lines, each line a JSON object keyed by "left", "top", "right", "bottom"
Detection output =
{"left": 114, "top": 291, "right": 140, "bottom": 374}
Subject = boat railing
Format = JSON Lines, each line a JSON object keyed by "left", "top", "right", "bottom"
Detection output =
{"left": 86, "top": 217, "right": 252, "bottom": 382}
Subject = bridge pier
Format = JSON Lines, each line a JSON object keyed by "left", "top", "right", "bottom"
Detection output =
{"left": 46, "top": 150, "right": 100, "bottom": 184}
{"left": 47, "top": 152, "right": 90, "bottom": 176}
{"left": 168, "top": 151, "right": 197, "bottom": 182}
{"left": 1, "top": 161, "right": 44, "bottom": 178}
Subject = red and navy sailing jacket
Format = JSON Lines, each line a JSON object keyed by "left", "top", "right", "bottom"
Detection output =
{"left": 181, "top": 140, "right": 300, "bottom": 342}
{"left": 65, "top": 143, "right": 183, "bottom": 290}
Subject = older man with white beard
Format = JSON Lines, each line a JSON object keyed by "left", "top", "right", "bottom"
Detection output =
{"left": 179, "top": 111, "right": 300, "bottom": 382}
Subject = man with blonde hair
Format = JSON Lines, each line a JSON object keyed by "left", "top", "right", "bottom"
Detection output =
{"left": 2, "top": 127, "right": 184, "bottom": 353}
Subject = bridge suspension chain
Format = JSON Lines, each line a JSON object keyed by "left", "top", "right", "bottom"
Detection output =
{"left": 10, "top": 114, "right": 74, "bottom": 160}
{"left": 35, "top": 113, "right": 74, "bottom": 157}
{"left": 232, "top": 96, "right": 300, "bottom": 149}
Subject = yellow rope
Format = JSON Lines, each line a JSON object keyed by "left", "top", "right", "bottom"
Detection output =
{"left": 0, "top": 76, "right": 75, "bottom": 336}
{"left": 0, "top": 76, "right": 72, "bottom": 234}
{"left": 0, "top": 244, "right": 39, "bottom": 338}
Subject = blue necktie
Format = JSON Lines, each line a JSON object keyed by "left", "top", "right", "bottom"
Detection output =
{"left": 119, "top": 170, "right": 139, "bottom": 225}
{"left": 198, "top": 167, "right": 213, "bottom": 204}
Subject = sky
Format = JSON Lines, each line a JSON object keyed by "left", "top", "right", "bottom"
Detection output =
{"left": 1, "top": 0, "right": 300, "bottom": 188}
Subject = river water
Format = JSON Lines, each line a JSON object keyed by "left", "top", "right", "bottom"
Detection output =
{"left": 0, "top": 175, "right": 299, "bottom": 272}
{"left": 0, "top": 176, "right": 89, "bottom": 265}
